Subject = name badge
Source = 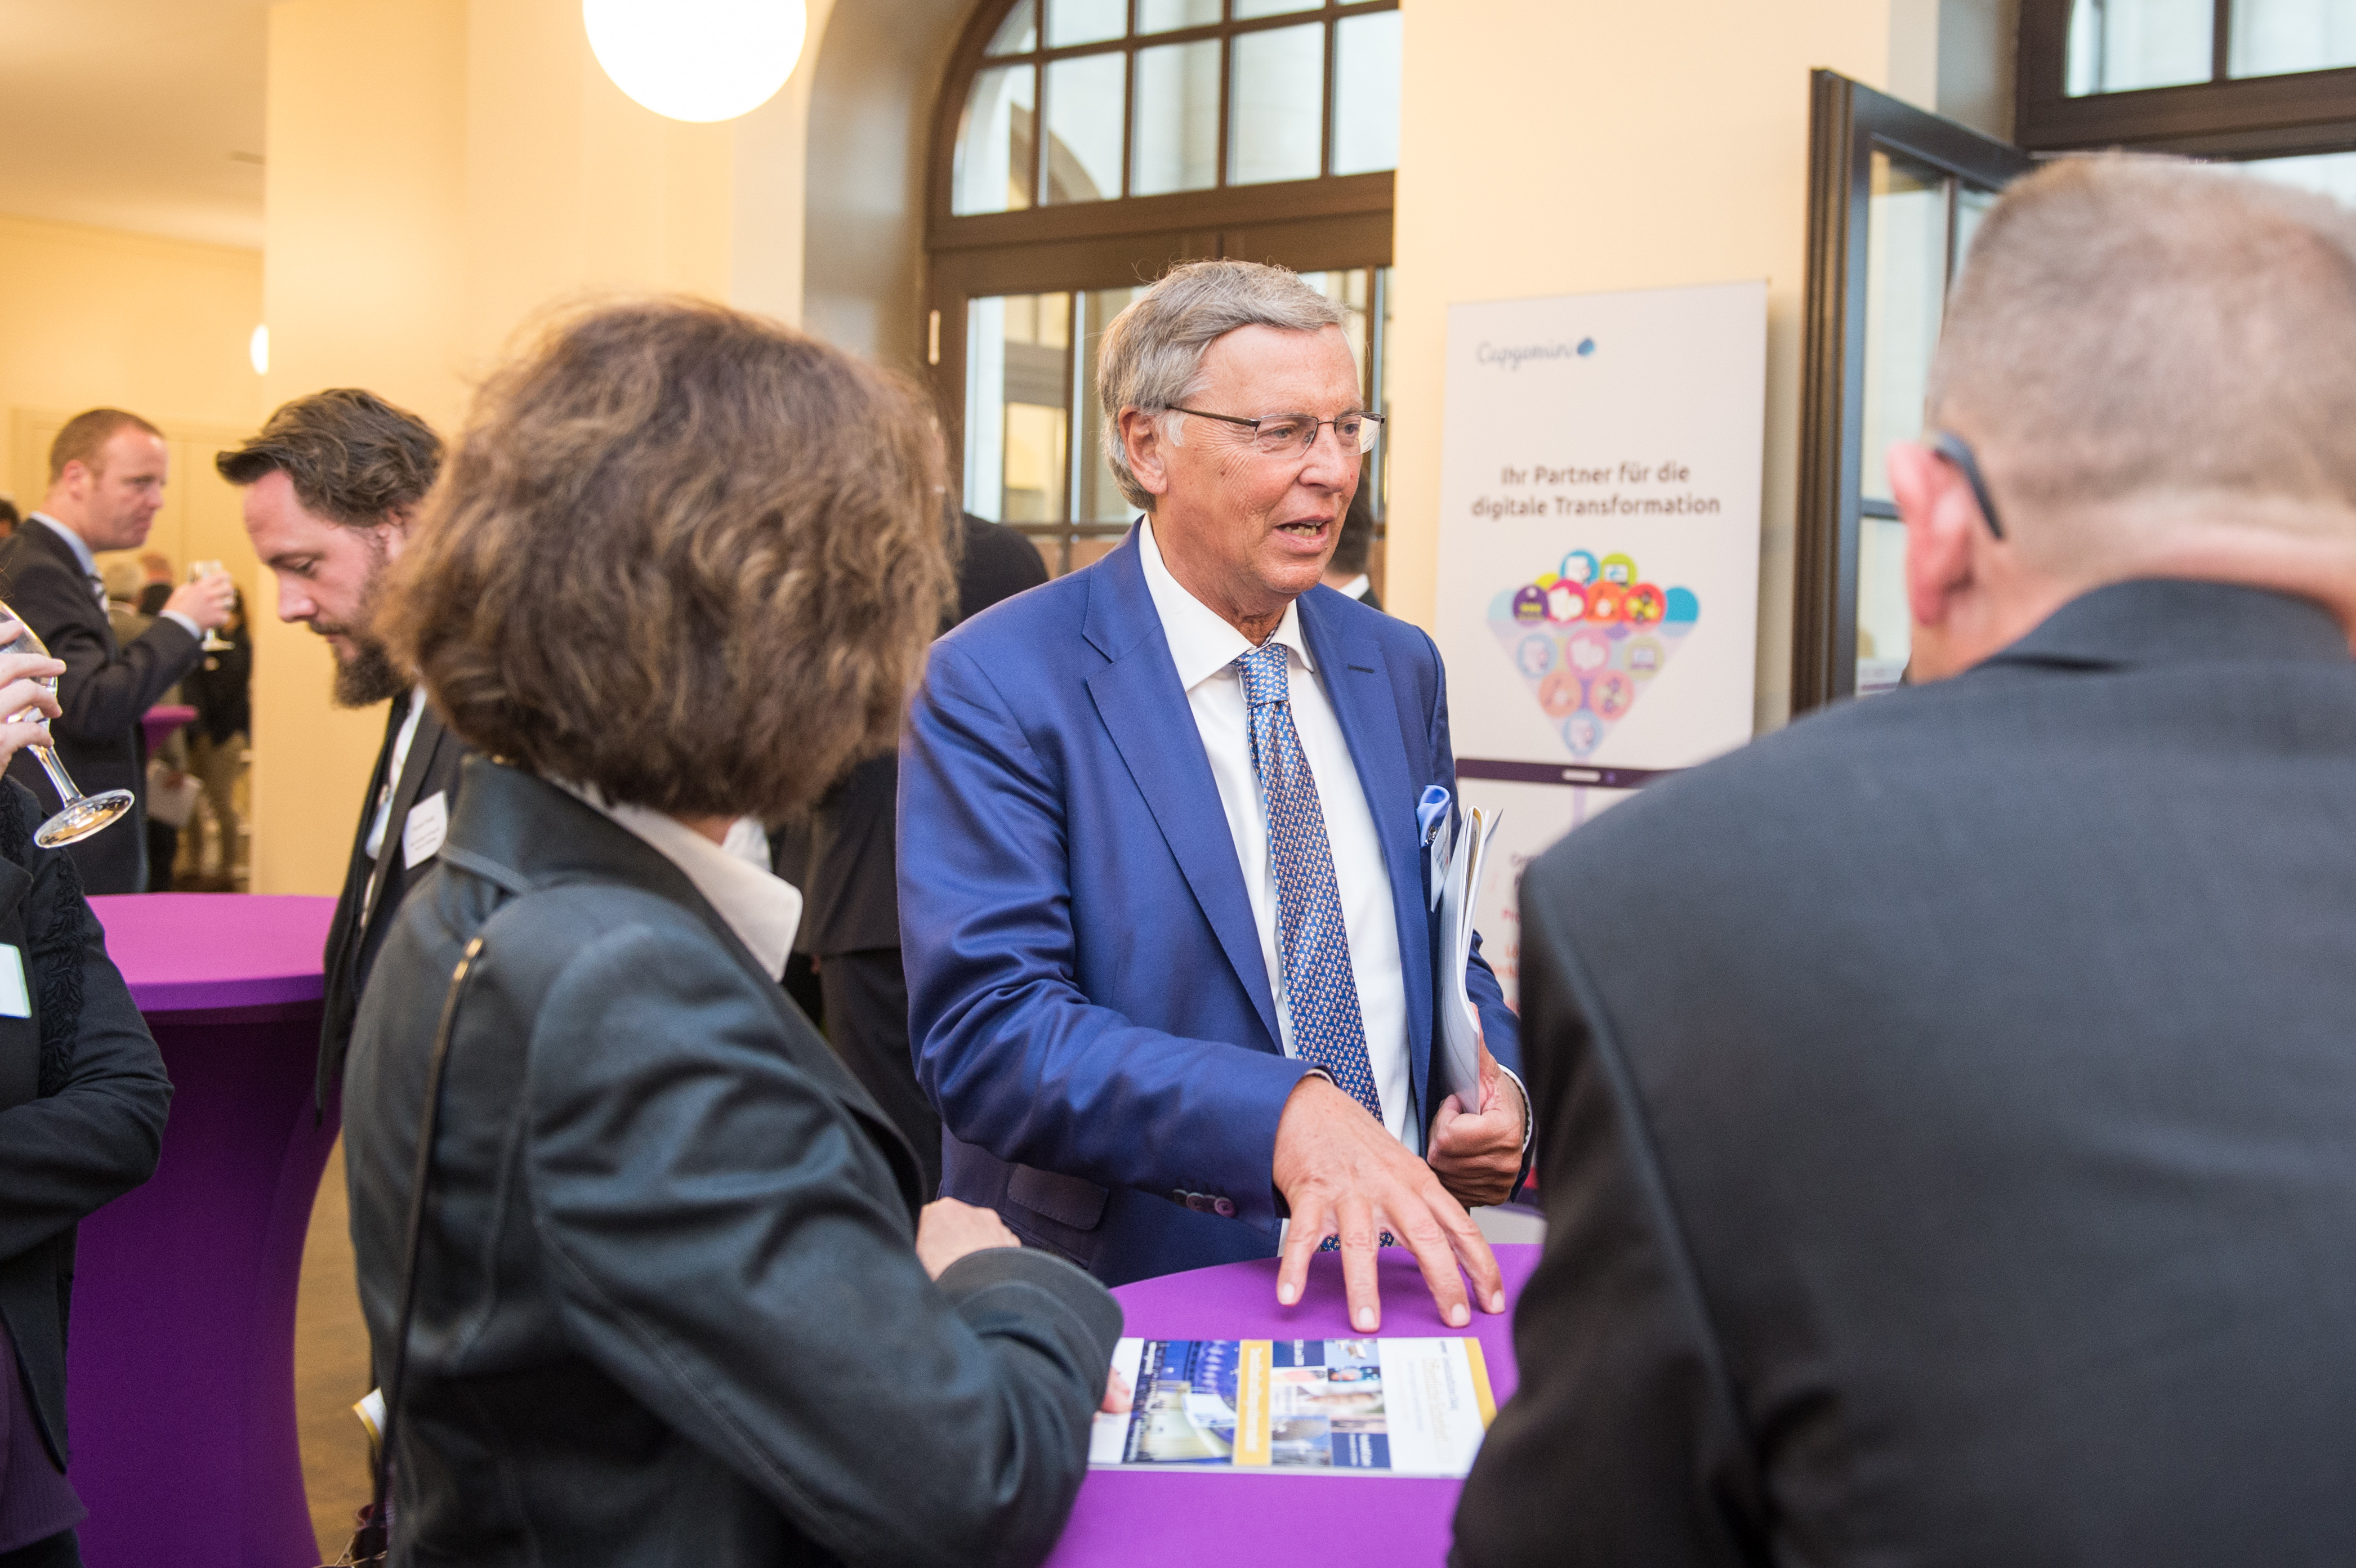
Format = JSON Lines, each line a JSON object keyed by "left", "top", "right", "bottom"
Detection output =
{"left": 0, "top": 946, "right": 30, "bottom": 1019}
{"left": 402, "top": 790, "right": 449, "bottom": 868}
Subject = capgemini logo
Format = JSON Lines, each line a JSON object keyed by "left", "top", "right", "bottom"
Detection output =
{"left": 1475, "top": 337, "right": 1598, "bottom": 370}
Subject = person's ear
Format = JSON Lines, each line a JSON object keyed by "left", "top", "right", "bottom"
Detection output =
{"left": 374, "top": 506, "right": 412, "bottom": 562}
{"left": 1889, "top": 439, "right": 1981, "bottom": 632}
{"left": 1118, "top": 408, "right": 1174, "bottom": 501}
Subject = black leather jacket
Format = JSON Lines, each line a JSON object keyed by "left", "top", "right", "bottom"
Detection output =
{"left": 345, "top": 759, "right": 1121, "bottom": 1567}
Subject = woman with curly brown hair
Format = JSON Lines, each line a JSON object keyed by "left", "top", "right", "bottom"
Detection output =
{"left": 340, "top": 298, "right": 1121, "bottom": 1568}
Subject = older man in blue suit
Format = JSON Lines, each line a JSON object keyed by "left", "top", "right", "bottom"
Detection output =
{"left": 901, "top": 261, "right": 1524, "bottom": 1329}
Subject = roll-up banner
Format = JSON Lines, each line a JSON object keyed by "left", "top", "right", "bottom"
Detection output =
{"left": 1433, "top": 280, "right": 1768, "bottom": 1005}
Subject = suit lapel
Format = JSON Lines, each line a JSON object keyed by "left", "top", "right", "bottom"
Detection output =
{"left": 1082, "top": 533, "right": 1283, "bottom": 1053}
{"left": 1297, "top": 591, "right": 1436, "bottom": 1122}
{"left": 326, "top": 700, "right": 405, "bottom": 980}
{"left": 360, "top": 705, "right": 449, "bottom": 931}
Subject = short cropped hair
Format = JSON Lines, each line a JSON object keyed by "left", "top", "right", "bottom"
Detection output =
{"left": 1931, "top": 155, "right": 2356, "bottom": 546}
{"left": 215, "top": 389, "right": 442, "bottom": 525}
{"left": 1096, "top": 260, "right": 1347, "bottom": 511}
{"left": 50, "top": 409, "right": 164, "bottom": 484}
{"left": 379, "top": 297, "right": 956, "bottom": 823}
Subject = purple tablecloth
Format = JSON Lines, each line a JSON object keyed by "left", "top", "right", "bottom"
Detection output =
{"left": 70, "top": 894, "right": 338, "bottom": 1568}
{"left": 1043, "top": 1243, "right": 1540, "bottom": 1568}
{"left": 139, "top": 704, "right": 196, "bottom": 756}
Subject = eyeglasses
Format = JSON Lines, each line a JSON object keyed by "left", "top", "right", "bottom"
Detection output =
{"left": 1927, "top": 430, "right": 2005, "bottom": 540}
{"left": 1168, "top": 406, "right": 1384, "bottom": 457}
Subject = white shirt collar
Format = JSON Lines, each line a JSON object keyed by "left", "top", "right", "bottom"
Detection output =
{"left": 1137, "top": 518, "right": 1314, "bottom": 691}
{"left": 561, "top": 785, "right": 802, "bottom": 980}
{"left": 30, "top": 513, "right": 96, "bottom": 578}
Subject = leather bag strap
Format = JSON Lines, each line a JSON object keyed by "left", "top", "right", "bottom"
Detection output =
{"left": 368, "top": 933, "right": 487, "bottom": 1524}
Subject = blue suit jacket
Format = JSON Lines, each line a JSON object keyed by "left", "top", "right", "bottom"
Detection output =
{"left": 899, "top": 526, "right": 1520, "bottom": 1285}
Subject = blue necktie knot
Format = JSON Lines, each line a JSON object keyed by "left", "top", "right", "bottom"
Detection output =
{"left": 1236, "top": 642, "right": 1290, "bottom": 709}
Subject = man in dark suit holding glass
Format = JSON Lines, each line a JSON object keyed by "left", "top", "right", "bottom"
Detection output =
{"left": 0, "top": 410, "right": 234, "bottom": 894}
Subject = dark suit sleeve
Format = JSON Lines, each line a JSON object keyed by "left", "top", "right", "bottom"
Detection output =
{"left": 0, "top": 847, "right": 171, "bottom": 1265}
{"left": 899, "top": 641, "right": 1313, "bottom": 1231}
{"left": 1450, "top": 874, "right": 1761, "bottom": 1568}
{"left": 523, "top": 918, "right": 1121, "bottom": 1568}
{"left": 11, "top": 554, "right": 202, "bottom": 748}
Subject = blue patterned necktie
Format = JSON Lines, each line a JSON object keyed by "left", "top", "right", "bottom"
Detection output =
{"left": 1235, "top": 642, "right": 1382, "bottom": 1123}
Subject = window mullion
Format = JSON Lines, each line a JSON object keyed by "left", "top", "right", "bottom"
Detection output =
{"left": 2212, "top": 0, "right": 2232, "bottom": 81}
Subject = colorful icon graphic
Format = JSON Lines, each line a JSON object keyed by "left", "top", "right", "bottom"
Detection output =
{"left": 1485, "top": 547, "right": 1701, "bottom": 763}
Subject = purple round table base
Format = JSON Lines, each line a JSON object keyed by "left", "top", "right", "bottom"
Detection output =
{"left": 68, "top": 895, "right": 338, "bottom": 1568}
{"left": 1044, "top": 1244, "right": 1540, "bottom": 1568}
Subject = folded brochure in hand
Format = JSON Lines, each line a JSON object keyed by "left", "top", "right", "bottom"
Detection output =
{"left": 1433, "top": 802, "right": 1502, "bottom": 1109}
{"left": 1090, "top": 1337, "right": 1497, "bottom": 1477}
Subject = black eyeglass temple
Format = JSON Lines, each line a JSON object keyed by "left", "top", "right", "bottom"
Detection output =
{"left": 1927, "top": 431, "right": 2005, "bottom": 540}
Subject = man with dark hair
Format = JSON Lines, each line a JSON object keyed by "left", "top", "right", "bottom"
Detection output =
{"left": 217, "top": 389, "right": 459, "bottom": 1112}
{"left": 1455, "top": 157, "right": 2356, "bottom": 1566}
{"left": 0, "top": 409, "right": 234, "bottom": 894}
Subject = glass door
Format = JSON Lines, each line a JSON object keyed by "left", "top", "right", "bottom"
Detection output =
{"left": 1792, "top": 72, "right": 2035, "bottom": 711}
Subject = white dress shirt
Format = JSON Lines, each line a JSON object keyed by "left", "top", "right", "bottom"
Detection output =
{"left": 568, "top": 787, "right": 802, "bottom": 981}
{"left": 364, "top": 684, "right": 429, "bottom": 863}
{"left": 1139, "top": 520, "right": 1416, "bottom": 1146}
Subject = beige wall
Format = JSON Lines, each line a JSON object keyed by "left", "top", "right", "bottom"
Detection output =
{"left": 0, "top": 215, "right": 266, "bottom": 604}
{"left": 1387, "top": 0, "right": 1942, "bottom": 733}
{"left": 251, "top": 0, "right": 820, "bottom": 895}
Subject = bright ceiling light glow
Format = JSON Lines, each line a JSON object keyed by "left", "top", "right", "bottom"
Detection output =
{"left": 248, "top": 324, "right": 269, "bottom": 377}
{"left": 583, "top": 0, "right": 808, "bottom": 124}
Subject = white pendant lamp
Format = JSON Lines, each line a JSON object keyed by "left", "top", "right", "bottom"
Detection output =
{"left": 582, "top": 0, "right": 808, "bottom": 124}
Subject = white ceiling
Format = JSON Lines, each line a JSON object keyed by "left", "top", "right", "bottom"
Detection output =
{"left": 0, "top": 0, "right": 268, "bottom": 250}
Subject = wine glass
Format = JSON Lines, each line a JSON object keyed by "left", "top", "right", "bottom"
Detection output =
{"left": 0, "top": 603, "right": 133, "bottom": 847}
{"left": 189, "top": 561, "right": 235, "bottom": 652}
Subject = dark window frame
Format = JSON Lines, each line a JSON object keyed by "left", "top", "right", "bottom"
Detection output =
{"left": 2015, "top": 0, "right": 2356, "bottom": 155}
{"left": 1792, "top": 70, "right": 2034, "bottom": 714}
{"left": 924, "top": 0, "right": 1399, "bottom": 570}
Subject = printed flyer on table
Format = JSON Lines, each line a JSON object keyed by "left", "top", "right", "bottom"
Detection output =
{"left": 1088, "top": 1338, "right": 1498, "bottom": 1478}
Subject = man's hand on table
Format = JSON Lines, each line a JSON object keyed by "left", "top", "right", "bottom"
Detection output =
{"left": 1429, "top": 1033, "right": 1527, "bottom": 1209}
{"left": 1271, "top": 1075, "right": 1505, "bottom": 1335}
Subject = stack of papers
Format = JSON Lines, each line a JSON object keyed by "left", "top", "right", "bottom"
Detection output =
{"left": 1433, "top": 803, "right": 1502, "bottom": 1106}
{"left": 1089, "top": 1337, "right": 1497, "bottom": 1478}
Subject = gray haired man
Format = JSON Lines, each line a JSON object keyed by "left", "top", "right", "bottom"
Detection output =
{"left": 1457, "top": 156, "right": 2356, "bottom": 1566}
{"left": 899, "top": 260, "right": 1525, "bottom": 1326}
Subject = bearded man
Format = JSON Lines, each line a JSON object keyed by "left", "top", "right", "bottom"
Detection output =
{"left": 218, "top": 391, "right": 460, "bottom": 1113}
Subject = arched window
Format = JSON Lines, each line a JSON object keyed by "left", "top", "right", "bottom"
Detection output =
{"left": 926, "top": 0, "right": 1400, "bottom": 575}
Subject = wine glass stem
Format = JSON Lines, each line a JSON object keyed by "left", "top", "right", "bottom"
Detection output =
{"left": 32, "top": 746, "right": 86, "bottom": 809}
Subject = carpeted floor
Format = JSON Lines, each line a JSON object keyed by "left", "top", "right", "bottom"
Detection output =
{"left": 294, "top": 1137, "right": 374, "bottom": 1559}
